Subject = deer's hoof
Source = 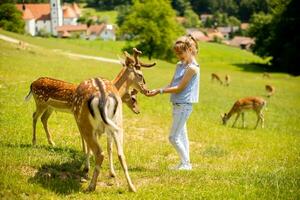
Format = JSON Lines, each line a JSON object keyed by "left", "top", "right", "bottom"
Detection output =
{"left": 49, "top": 141, "right": 55, "bottom": 146}
{"left": 129, "top": 185, "right": 137, "bottom": 193}
{"left": 109, "top": 171, "right": 116, "bottom": 178}
{"left": 85, "top": 184, "right": 96, "bottom": 192}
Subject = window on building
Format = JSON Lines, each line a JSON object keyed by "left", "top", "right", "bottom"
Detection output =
{"left": 53, "top": 3, "right": 55, "bottom": 7}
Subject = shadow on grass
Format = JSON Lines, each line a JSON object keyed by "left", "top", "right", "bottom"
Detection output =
{"left": 233, "top": 62, "right": 271, "bottom": 73}
{"left": 0, "top": 141, "right": 85, "bottom": 195}
{"left": 0, "top": 142, "right": 82, "bottom": 158}
{"left": 28, "top": 159, "right": 85, "bottom": 195}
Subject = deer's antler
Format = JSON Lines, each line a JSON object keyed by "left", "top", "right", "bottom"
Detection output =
{"left": 132, "top": 48, "right": 156, "bottom": 69}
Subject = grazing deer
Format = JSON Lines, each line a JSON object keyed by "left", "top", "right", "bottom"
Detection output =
{"left": 262, "top": 72, "right": 270, "bottom": 78}
{"left": 265, "top": 84, "right": 275, "bottom": 98}
{"left": 211, "top": 73, "right": 223, "bottom": 85}
{"left": 72, "top": 48, "right": 155, "bottom": 192}
{"left": 17, "top": 41, "right": 27, "bottom": 50}
{"left": 221, "top": 97, "right": 266, "bottom": 129}
{"left": 25, "top": 77, "right": 140, "bottom": 146}
{"left": 224, "top": 74, "right": 230, "bottom": 86}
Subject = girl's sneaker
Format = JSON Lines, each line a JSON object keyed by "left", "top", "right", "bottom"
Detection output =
{"left": 170, "top": 163, "right": 192, "bottom": 170}
{"left": 177, "top": 163, "right": 192, "bottom": 170}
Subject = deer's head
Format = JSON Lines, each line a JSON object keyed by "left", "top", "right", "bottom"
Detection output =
{"left": 221, "top": 113, "right": 229, "bottom": 125}
{"left": 121, "top": 48, "right": 156, "bottom": 95}
{"left": 122, "top": 89, "right": 140, "bottom": 114}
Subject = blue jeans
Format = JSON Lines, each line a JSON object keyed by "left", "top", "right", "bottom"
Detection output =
{"left": 169, "top": 103, "right": 193, "bottom": 165}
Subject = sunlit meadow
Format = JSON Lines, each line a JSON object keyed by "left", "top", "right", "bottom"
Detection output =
{"left": 0, "top": 30, "right": 299, "bottom": 199}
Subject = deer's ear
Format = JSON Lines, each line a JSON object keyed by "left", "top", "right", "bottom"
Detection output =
{"left": 118, "top": 55, "right": 126, "bottom": 67}
{"left": 124, "top": 51, "right": 130, "bottom": 57}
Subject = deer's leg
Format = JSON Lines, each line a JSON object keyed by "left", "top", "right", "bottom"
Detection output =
{"left": 111, "top": 129, "right": 136, "bottom": 192}
{"left": 241, "top": 112, "right": 245, "bottom": 128}
{"left": 107, "top": 134, "right": 116, "bottom": 177}
{"left": 254, "top": 111, "right": 262, "bottom": 129}
{"left": 232, "top": 113, "right": 240, "bottom": 128}
{"left": 77, "top": 124, "right": 91, "bottom": 179}
{"left": 259, "top": 111, "right": 265, "bottom": 128}
{"left": 41, "top": 108, "right": 55, "bottom": 146}
{"left": 81, "top": 128, "right": 104, "bottom": 192}
{"left": 32, "top": 105, "right": 47, "bottom": 146}
{"left": 82, "top": 138, "right": 91, "bottom": 180}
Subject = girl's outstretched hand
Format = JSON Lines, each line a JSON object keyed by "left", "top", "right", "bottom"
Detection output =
{"left": 145, "top": 89, "right": 160, "bottom": 97}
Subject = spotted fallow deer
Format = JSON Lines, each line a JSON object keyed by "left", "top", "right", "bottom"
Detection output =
{"left": 25, "top": 77, "right": 140, "bottom": 146}
{"left": 72, "top": 48, "right": 155, "bottom": 192}
{"left": 221, "top": 97, "right": 266, "bottom": 129}
{"left": 265, "top": 84, "right": 275, "bottom": 98}
{"left": 211, "top": 73, "right": 223, "bottom": 85}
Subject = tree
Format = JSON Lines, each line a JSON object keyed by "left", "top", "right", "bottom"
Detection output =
{"left": 119, "top": 0, "right": 184, "bottom": 60}
{"left": 0, "top": 3, "right": 24, "bottom": 34}
{"left": 116, "top": 4, "right": 131, "bottom": 27}
{"left": 248, "top": 12, "right": 273, "bottom": 58}
{"left": 183, "top": 8, "right": 202, "bottom": 28}
{"left": 87, "top": 0, "right": 131, "bottom": 10}
{"left": 268, "top": 0, "right": 300, "bottom": 75}
{"left": 171, "top": 0, "right": 191, "bottom": 16}
{"left": 248, "top": 0, "right": 300, "bottom": 75}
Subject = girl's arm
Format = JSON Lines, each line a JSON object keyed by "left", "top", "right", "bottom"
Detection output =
{"left": 146, "top": 66, "right": 197, "bottom": 96}
{"left": 163, "top": 66, "right": 197, "bottom": 94}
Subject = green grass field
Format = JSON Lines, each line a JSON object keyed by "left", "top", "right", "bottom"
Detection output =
{"left": 0, "top": 31, "right": 299, "bottom": 199}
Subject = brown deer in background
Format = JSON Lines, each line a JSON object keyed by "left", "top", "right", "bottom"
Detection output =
{"left": 224, "top": 74, "right": 230, "bottom": 86}
{"left": 72, "top": 48, "right": 155, "bottom": 192}
{"left": 221, "top": 97, "right": 266, "bottom": 129}
{"left": 265, "top": 84, "right": 275, "bottom": 98}
{"left": 211, "top": 73, "right": 223, "bottom": 85}
{"left": 262, "top": 72, "right": 271, "bottom": 78}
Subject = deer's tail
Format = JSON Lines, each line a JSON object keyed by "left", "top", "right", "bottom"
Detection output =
{"left": 87, "top": 94, "right": 120, "bottom": 131}
{"left": 24, "top": 84, "right": 33, "bottom": 102}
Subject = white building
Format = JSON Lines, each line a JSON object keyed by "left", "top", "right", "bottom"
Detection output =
{"left": 16, "top": 1, "right": 80, "bottom": 36}
{"left": 87, "top": 24, "right": 116, "bottom": 41}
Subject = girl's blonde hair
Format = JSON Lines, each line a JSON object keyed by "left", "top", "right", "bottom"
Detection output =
{"left": 173, "top": 34, "right": 198, "bottom": 56}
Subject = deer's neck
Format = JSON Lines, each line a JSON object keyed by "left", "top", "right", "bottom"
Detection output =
{"left": 112, "top": 68, "right": 131, "bottom": 97}
{"left": 227, "top": 106, "right": 238, "bottom": 119}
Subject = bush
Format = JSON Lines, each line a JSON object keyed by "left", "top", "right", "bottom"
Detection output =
{"left": 0, "top": 3, "right": 24, "bottom": 34}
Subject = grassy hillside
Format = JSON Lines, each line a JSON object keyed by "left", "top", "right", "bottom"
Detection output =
{"left": 0, "top": 33, "right": 299, "bottom": 199}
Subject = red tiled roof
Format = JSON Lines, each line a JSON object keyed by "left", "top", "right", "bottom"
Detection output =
{"left": 56, "top": 24, "right": 87, "bottom": 32}
{"left": 16, "top": 4, "right": 50, "bottom": 20}
{"left": 240, "top": 23, "right": 249, "bottom": 30}
{"left": 61, "top": 31, "right": 71, "bottom": 37}
{"left": 71, "top": 3, "right": 81, "bottom": 16}
{"left": 22, "top": 7, "right": 34, "bottom": 20}
{"left": 63, "top": 6, "right": 77, "bottom": 18}
{"left": 88, "top": 24, "right": 105, "bottom": 35}
{"left": 229, "top": 36, "right": 254, "bottom": 47}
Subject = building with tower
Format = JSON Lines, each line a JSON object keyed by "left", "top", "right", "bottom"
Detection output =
{"left": 16, "top": 1, "right": 80, "bottom": 36}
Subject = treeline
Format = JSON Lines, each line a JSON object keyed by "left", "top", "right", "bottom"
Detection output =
{"left": 84, "top": 0, "right": 271, "bottom": 22}
{"left": 14, "top": 0, "right": 271, "bottom": 22}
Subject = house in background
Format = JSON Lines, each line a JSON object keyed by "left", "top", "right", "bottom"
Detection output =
{"left": 186, "top": 28, "right": 210, "bottom": 42}
{"left": 16, "top": 0, "right": 80, "bottom": 36}
{"left": 228, "top": 36, "right": 254, "bottom": 49}
{"left": 217, "top": 26, "right": 239, "bottom": 39}
{"left": 86, "top": 24, "right": 115, "bottom": 40}
{"left": 55, "top": 23, "right": 116, "bottom": 40}
{"left": 56, "top": 24, "right": 87, "bottom": 38}
{"left": 205, "top": 28, "right": 224, "bottom": 41}
{"left": 200, "top": 14, "right": 213, "bottom": 22}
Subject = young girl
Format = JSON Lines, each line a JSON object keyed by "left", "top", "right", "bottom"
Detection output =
{"left": 146, "top": 35, "right": 199, "bottom": 170}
